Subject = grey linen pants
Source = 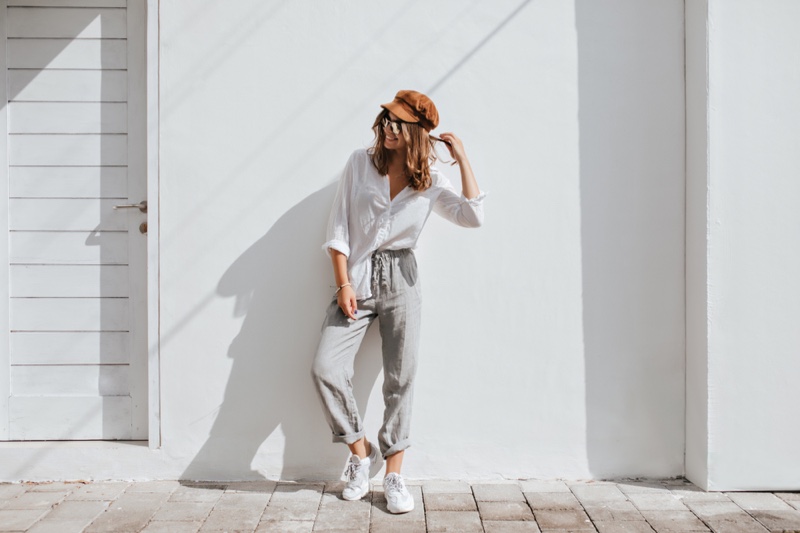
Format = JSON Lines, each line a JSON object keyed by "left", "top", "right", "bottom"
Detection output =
{"left": 311, "top": 249, "right": 421, "bottom": 458}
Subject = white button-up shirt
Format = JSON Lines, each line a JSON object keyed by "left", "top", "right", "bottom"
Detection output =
{"left": 323, "top": 148, "right": 486, "bottom": 299}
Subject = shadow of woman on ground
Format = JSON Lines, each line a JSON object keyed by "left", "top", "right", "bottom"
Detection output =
{"left": 181, "top": 182, "right": 383, "bottom": 481}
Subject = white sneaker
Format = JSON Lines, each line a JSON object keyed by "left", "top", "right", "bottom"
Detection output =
{"left": 342, "top": 441, "right": 383, "bottom": 501}
{"left": 383, "top": 472, "right": 414, "bottom": 514}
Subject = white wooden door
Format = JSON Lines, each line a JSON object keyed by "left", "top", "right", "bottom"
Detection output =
{"left": 1, "top": 0, "right": 147, "bottom": 440}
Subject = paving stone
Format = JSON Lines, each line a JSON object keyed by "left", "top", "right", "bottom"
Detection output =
{"left": 478, "top": 500, "right": 535, "bottom": 521}
{"left": 525, "top": 492, "right": 583, "bottom": 510}
{"left": 534, "top": 509, "right": 595, "bottom": 530}
{"left": 0, "top": 509, "right": 47, "bottom": 531}
{"left": 669, "top": 487, "right": 731, "bottom": 502}
{"left": 369, "top": 521, "right": 427, "bottom": 533}
{"left": 640, "top": 510, "right": 709, "bottom": 532}
{"left": 572, "top": 484, "right": 629, "bottom": 503}
{"left": 26, "top": 482, "right": 81, "bottom": 493}
{"left": 749, "top": 509, "right": 800, "bottom": 532}
{"left": 40, "top": 500, "right": 109, "bottom": 522}
{"left": 423, "top": 480, "right": 474, "bottom": 494}
{"left": 663, "top": 479, "right": 695, "bottom": 487}
{"left": 225, "top": 480, "right": 277, "bottom": 493}
{"left": 704, "top": 519, "right": 769, "bottom": 533}
{"left": 255, "top": 521, "right": 313, "bottom": 532}
{"left": 201, "top": 506, "right": 263, "bottom": 531}
{"left": 627, "top": 493, "right": 689, "bottom": 511}
{"left": 685, "top": 501, "right": 753, "bottom": 521}
{"left": 213, "top": 491, "right": 270, "bottom": 510}
{"left": 318, "top": 491, "right": 371, "bottom": 511}
{"left": 483, "top": 521, "right": 542, "bottom": 533}
{"left": 594, "top": 521, "right": 655, "bottom": 533}
{"left": 125, "top": 480, "right": 182, "bottom": 493}
{"left": 2, "top": 490, "right": 69, "bottom": 510}
{"left": 775, "top": 493, "right": 800, "bottom": 502}
{"left": 726, "top": 493, "right": 794, "bottom": 511}
{"left": 68, "top": 482, "right": 130, "bottom": 501}
{"left": 27, "top": 520, "right": 93, "bottom": 533}
{"left": 312, "top": 507, "right": 370, "bottom": 531}
{"left": 583, "top": 501, "right": 644, "bottom": 522}
{"left": 151, "top": 500, "right": 215, "bottom": 521}
{"left": 270, "top": 483, "right": 324, "bottom": 503}
{"left": 169, "top": 484, "right": 226, "bottom": 503}
{"left": 84, "top": 491, "right": 170, "bottom": 533}
{"left": 426, "top": 510, "right": 483, "bottom": 532}
{"left": 261, "top": 500, "right": 320, "bottom": 522}
{"left": 372, "top": 485, "right": 424, "bottom": 522}
{"left": 140, "top": 521, "right": 203, "bottom": 533}
{"left": 540, "top": 530, "right": 599, "bottom": 533}
{"left": 519, "top": 480, "right": 572, "bottom": 493}
{"left": 0, "top": 484, "right": 27, "bottom": 501}
{"left": 424, "top": 492, "right": 477, "bottom": 511}
{"left": 617, "top": 481, "right": 672, "bottom": 495}
{"left": 473, "top": 484, "right": 526, "bottom": 502}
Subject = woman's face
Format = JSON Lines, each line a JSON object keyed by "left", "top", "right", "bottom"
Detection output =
{"left": 383, "top": 111, "right": 408, "bottom": 152}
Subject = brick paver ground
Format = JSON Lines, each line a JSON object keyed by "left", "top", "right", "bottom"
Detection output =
{"left": 0, "top": 478, "right": 796, "bottom": 532}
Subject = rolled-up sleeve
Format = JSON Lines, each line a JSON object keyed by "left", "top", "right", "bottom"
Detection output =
{"left": 432, "top": 176, "right": 486, "bottom": 228}
{"left": 322, "top": 153, "right": 355, "bottom": 257}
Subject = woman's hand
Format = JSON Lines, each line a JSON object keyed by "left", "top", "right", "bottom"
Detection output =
{"left": 438, "top": 132, "right": 467, "bottom": 164}
{"left": 337, "top": 285, "right": 358, "bottom": 320}
{"left": 438, "top": 132, "right": 480, "bottom": 200}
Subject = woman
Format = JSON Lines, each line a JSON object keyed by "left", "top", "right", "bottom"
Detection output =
{"left": 311, "top": 90, "right": 485, "bottom": 513}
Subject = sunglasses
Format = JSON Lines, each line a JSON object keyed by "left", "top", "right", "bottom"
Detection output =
{"left": 381, "top": 116, "right": 451, "bottom": 145}
{"left": 381, "top": 116, "right": 403, "bottom": 136}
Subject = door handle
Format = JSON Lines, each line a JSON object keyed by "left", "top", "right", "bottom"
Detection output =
{"left": 114, "top": 200, "right": 147, "bottom": 213}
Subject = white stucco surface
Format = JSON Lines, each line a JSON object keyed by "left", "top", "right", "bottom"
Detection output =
{"left": 0, "top": 0, "right": 686, "bottom": 481}
{"left": 700, "top": 0, "right": 800, "bottom": 490}
{"left": 684, "top": 0, "right": 710, "bottom": 490}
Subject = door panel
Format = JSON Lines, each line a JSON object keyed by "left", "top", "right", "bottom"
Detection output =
{"left": 3, "top": 0, "right": 147, "bottom": 441}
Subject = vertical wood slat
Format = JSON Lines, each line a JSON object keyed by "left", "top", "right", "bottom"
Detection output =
{"left": 127, "top": 0, "right": 149, "bottom": 441}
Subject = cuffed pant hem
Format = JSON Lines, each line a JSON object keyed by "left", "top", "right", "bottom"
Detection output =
{"left": 331, "top": 430, "right": 365, "bottom": 446}
{"left": 382, "top": 439, "right": 410, "bottom": 459}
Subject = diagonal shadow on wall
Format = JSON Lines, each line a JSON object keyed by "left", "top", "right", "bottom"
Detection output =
{"left": 181, "top": 182, "right": 384, "bottom": 481}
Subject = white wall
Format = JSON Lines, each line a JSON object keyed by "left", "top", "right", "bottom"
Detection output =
{"left": 155, "top": 0, "right": 685, "bottom": 481}
{"left": 684, "top": 0, "right": 710, "bottom": 489}
{"left": 0, "top": 0, "right": 686, "bottom": 481}
{"left": 687, "top": 0, "right": 800, "bottom": 491}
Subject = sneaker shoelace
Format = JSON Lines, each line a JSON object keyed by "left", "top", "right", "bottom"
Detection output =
{"left": 344, "top": 458, "right": 362, "bottom": 482}
{"left": 384, "top": 474, "right": 405, "bottom": 495}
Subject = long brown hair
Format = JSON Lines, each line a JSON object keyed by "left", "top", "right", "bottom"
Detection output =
{"left": 370, "top": 110, "right": 440, "bottom": 191}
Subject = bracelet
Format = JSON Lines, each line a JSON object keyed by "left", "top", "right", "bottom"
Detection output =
{"left": 335, "top": 283, "right": 352, "bottom": 294}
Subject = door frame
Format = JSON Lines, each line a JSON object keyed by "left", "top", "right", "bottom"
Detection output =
{"left": 144, "top": 0, "right": 161, "bottom": 449}
{"left": 0, "top": 0, "right": 162, "bottom": 448}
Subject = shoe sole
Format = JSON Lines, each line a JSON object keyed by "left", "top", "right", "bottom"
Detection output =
{"left": 387, "top": 501, "right": 415, "bottom": 514}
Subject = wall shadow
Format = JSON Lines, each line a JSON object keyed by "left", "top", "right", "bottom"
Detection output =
{"left": 576, "top": 0, "right": 686, "bottom": 478}
{"left": 181, "top": 182, "right": 383, "bottom": 481}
